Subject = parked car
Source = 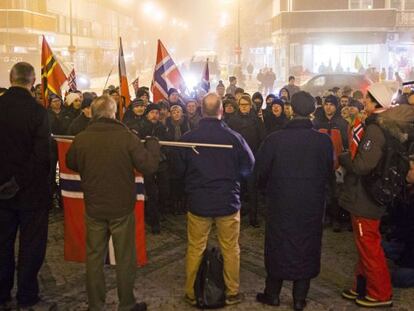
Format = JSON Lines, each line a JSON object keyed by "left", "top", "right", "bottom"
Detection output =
{"left": 301, "top": 73, "right": 372, "bottom": 97}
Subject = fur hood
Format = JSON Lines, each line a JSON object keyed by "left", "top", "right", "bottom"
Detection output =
{"left": 377, "top": 105, "right": 414, "bottom": 143}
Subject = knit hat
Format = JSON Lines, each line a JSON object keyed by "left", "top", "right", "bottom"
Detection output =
{"left": 324, "top": 95, "right": 339, "bottom": 108}
{"left": 170, "top": 104, "right": 183, "bottom": 112}
{"left": 168, "top": 88, "right": 179, "bottom": 97}
{"left": 131, "top": 98, "right": 146, "bottom": 108}
{"left": 144, "top": 103, "right": 160, "bottom": 115}
{"left": 291, "top": 91, "right": 316, "bottom": 117}
{"left": 65, "top": 92, "right": 80, "bottom": 106}
{"left": 271, "top": 98, "right": 285, "bottom": 110}
{"left": 48, "top": 93, "right": 61, "bottom": 103}
{"left": 136, "top": 87, "right": 149, "bottom": 99}
{"left": 217, "top": 80, "right": 225, "bottom": 89}
{"left": 81, "top": 97, "right": 93, "bottom": 109}
{"left": 368, "top": 82, "right": 398, "bottom": 109}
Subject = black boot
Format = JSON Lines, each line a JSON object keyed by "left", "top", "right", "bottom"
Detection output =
{"left": 256, "top": 293, "right": 280, "bottom": 306}
{"left": 292, "top": 279, "right": 310, "bottom": 311}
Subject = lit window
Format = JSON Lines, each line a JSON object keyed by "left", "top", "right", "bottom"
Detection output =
{"left": 349, "top": 0, "right": 373, "bottom": 9}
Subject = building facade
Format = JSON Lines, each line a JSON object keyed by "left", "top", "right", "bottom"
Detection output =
{"left": 0, "top": 0, "right": 140, "bottom": 87}
{"left": 271, "top": 0, "right": 414, "bottom": 81}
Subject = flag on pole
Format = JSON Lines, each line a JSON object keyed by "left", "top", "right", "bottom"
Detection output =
{"left": 56, "top": 138, "right": 148, "bottom": 266}
{"left": 151, "top": 39, "right": 187, "bottom": 103}
{"left": 201, "top": 58, "right": 210, "bottom": 92}
{"left": 41, "top": 36, "right": 67, "bottom": 107}
{"left": 68, "top": 68, "right": 77, "bottom": 92}
{"left": 132, "top": 77, "right": 140, "bottom": 95}
{"left": 118, "top": 37, "right": 131, "bottom": 119}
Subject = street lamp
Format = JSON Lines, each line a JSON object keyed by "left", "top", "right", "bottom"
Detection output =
{"left": 68, "top": 0, "right": 76, "bottom": 63}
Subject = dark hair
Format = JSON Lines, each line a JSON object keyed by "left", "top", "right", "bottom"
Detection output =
{"left": 229, "top": 76, "right": 237, "bottom": 82}
{"left": 367, "top": 91, "right": 382, "bottom": 108}
{"left": 109, "top": 89, "right": 119, "bottom": 96}
{"left": 353, "top": 90, "right": 364, "bottom": 100}
{"left": 10, "top": 62, "right": 35, "bottom": 85}
{"left": 279, "top": 87, "right": 290, "bottom": 100}
{"left": 235, "top": 87, "right": 245, "bottom": 95}
{"left": 288, "top": 76, "right": 295, "bottom": 82}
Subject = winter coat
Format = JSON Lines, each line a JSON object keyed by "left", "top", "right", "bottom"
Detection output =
{"left": 173, "top": 118, "right": 254, "bottom": 217}
{"left": 264, "top": 113, "right": 288, "bottom": 135}
{"left": 123, "top": 114, "right": 145, "bottom": 135}
{"left": 47, "top": 109, "right": 65, "bottom": 135}
{"left": 68, "top": 112, "right": 91, "bottom": 136}
{"left": 226, "top": 111, "right": 266, "bottom": 154}
{"left": 339, "top": 106, "right": 414, "bottom": 219}
{"left": 66, "top": 118, "right": 160, "bottom": 219}
{"left": 0, "top": 87, "right": 51, "bottom": 209}
{"left": 338, "top": 114, "right": 386, "bottom": 219}
{"left": 283, "top": 84, "right": 301, "bottom": 97}
{"left": 165, "top": 116, "right": 190, "bottom": 141}
{"left": 313, "top": 109, "right": 349, "bottom": 150}
{"left": 188, "top": 112, "right": 202, "bottom": 130}
{"left": 255, "top": 118, "right": 333, "bottom": 280}
{"left": 60, "top": 106, "right": 81, "bottom": 134}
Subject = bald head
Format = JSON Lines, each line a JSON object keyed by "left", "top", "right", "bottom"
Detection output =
{"left": 202, "top": 93, "right": 222, "bottom": 118}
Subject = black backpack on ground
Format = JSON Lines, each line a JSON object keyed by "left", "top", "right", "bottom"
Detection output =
{"left": 362, "top": 127, "right": 411, "bottom": 207}
{"left": 194, "top": 247, "right": 226, "bottom": 309}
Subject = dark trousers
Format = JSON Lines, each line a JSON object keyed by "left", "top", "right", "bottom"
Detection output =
{"left": 0, "top": 200, "right": 49, "bottom": 306}
{"left": 265, "top": 276, "right": 310, "bottom": 302}
{"left": 144, "top": 169, "right": 170, "bottom": 228}
{"left": 241, "top": 175, "right": 258, "bottom": 223}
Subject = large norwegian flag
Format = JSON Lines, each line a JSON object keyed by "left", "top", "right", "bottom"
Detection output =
{"left": 200, "top": 58, "right": 210, "bottom": 92}
{"left": 152, "top": 39, "right": 187, "bottom": 103}
{"left": 56, "top": 138, "right": 147, "bottom": 266}
{"left": 118, "top": 37, "right": 131, "bottom": 118}
{"left": 41, "top": 36, "right": 67, "bottom": 107}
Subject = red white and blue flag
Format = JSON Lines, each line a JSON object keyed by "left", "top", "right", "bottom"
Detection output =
{"left": 151, "top": 39, "right": 187, "bottom": 103}
{"left": 119, "top": 37, "right": 131, "bottom": 118}
{"left": 56, "top": 138, "right": 147, "bottom": 266}
{"left": 68, "top": 68, "right": 77, "bottom": 92}
{"left": 200, "top": 58, "right": 210, "bottom": 92}
{"left": 350, "top": 118, "right": 365, "bottom": 159}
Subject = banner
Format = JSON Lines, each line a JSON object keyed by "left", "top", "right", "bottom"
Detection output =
{"left": 56, "top": 138, "right": 147, "bottom": 266}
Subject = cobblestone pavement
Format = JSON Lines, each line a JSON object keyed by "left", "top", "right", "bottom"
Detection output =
{"left": 32, "top": 208, "right": 414, "bottom": 311}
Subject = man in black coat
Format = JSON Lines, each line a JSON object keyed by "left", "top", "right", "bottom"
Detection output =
{"left": 227, "top": 94, "right": 265, "bottom": 227}
{"left": 255, "top": 91, "right": 333, "bottom": 311}
{"left": 68, "top": 96, "right": 93, "bottom": 136}
{"left": 0, "top": 63, "right": 55, "bottom": 310}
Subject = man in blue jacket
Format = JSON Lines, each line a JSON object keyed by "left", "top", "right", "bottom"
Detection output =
{"left": 174, "top": 93, "right": 254, "bottom": 306}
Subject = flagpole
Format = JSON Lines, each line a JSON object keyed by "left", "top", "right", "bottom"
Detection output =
{"left": 103, "top": 66, "right": 114, "bottom": 91}
{"left": 53, "top": 135, "right": 233, "bottom": 150}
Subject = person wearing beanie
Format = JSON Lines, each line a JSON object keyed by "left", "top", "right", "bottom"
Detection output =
{"left": 255, "top": 91, "right": 333, "bottom": 311}
{"left": 227, "top": 95, "right": 265, "bottom": 227}
{"left": 186, "top": 98, "right": 202, "bottom": 130}
{"left": 122, "top": 99, "right": 147, "bottom": 134}
{"left": 168, "top": 88, "right": 186, "bottom": 113}
{"left": 216, "top": 80, "right": 226, "bottom": 99}
{"left": 338, "top": 82, "right": 396, "bottom": 308}
{"left": 138, "top": 100, "right": 169, "bottom": 235}
{"left": 223, "top": 98, "right": 237, "bottom": 121}
{"left": 68, "top": 96, "right": 94, "bottom": 136}
{"left": 136, "top": 87, "right": 150, "bottom": 105}
{"left": 252, "top": 92, "right": 264, "bottom": 111}
{"left": 313, "top": 94, "right": 350, "bottom": 233}
{"left": 264, "top": 98, "right": 288, "bottom": 135}
{"left": 61, "top": 92, "right": 82, "bottom": 134}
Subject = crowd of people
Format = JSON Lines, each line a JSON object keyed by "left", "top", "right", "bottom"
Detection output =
{"left": 1, "top": 61, "right": 414, "bottom": 311}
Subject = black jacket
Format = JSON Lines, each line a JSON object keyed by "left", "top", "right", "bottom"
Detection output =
{"left": 165, "top": 117, "right": 190, "bottom": 141}
{"left": 226, "top": 111, "right": 265, "bottom": 154}
{"left": 264, "top": 113, "right": 288, "bottom": 135}
{"left": 313, "top": 109, "right": 349, "bottom": 150}
{"left": 255, "top": 118, "right": 333, "bottom": 280}
{"left": 68, "top": 112, "right": 91, "bottom": 136}
{"left": 47, "top": 109, "right": 65, "bottom": 135}
{"left": 60, "top": 106, "right": 81, "bottom": 134}
{"left": 123, "top": 114, "right": 145, "bottom": 136}
{"left": 0, "top": 87, "right": 51, "bottom": 208}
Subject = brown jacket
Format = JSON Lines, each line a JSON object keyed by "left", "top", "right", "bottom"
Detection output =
{"left": 66, "top": 118, "right": 160, "bottom": 219}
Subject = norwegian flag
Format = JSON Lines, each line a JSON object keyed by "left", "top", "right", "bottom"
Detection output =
{"left": 68, "top": 68, "right": 77, "bottom": 91}
{"left": 151, "top": 39, "right": 187, "bottom": 103}
{"left": 200, "top": 58, "right": 210, "bottom": 92}
{"left": 132, "top": 77, "right": 140, "bottom": 95}
{"left": 350, "top": 118, "right": 365, "bottom": 159}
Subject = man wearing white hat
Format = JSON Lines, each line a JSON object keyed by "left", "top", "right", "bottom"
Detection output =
{"left": 338, "top": 82, "right": 396, "bottom": 308}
